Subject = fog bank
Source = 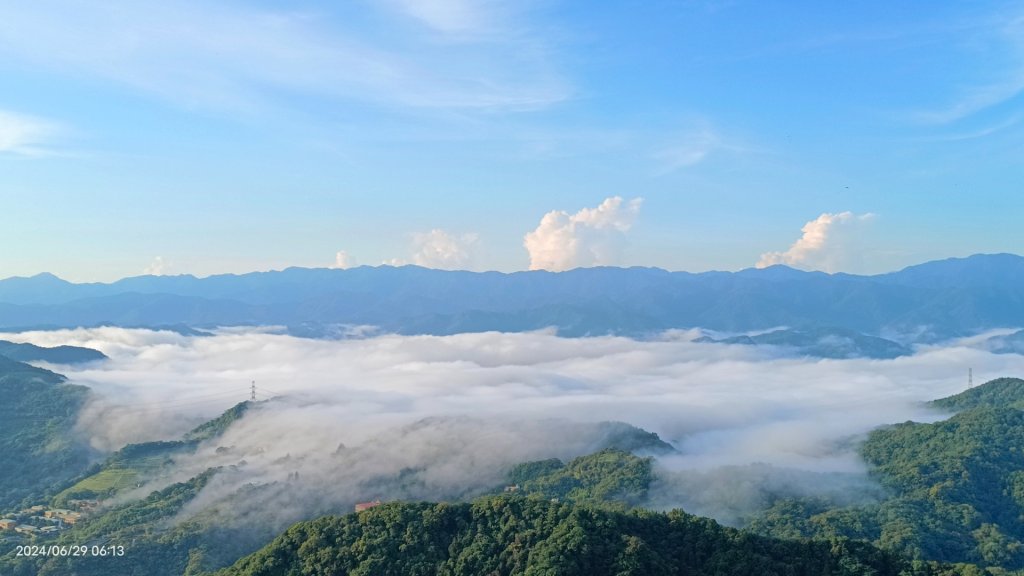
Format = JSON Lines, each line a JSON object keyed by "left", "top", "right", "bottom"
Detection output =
{"left": 5, "top": 327, "right": 1022, "bottom": 526}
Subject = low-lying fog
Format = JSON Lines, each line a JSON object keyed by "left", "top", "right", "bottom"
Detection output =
{"left": 6, "top": 327, "right": 1024, "bottom": 529}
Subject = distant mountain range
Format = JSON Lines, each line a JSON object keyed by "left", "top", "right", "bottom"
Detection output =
{"left": 2, "top": 253, "right": 1023, "bottom": 345}
{"left": 982, "top": 329, "right": 1024, "bottom": 355}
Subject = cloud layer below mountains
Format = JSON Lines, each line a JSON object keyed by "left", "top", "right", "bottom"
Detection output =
{"left": 6, "top": 327, "right": 1024, "bottom": 527}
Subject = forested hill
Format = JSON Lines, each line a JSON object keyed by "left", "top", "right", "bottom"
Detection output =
{"left": 0, "top": 339, "right": 106, "bottom": 364}
{"left": 216, "top": 496, "right": 931, "bottom": 576}
{"left": 0, "top": 356, "right": 92, "bottom": 509}
{"left": 695, "top": 327, "right": 912, "bottom": 359}
{"left": 51, "top": 400, "right": 256, "bottom": 506}
{"left": 929, "top": 377, "right": 1024, "bottom": 412}
{"left": 751, "top": 377, "right": 1024, "bottom": 572}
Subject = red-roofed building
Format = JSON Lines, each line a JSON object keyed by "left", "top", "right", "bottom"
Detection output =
{"left": 355, "top": 500, "right": 382, "bottom": 513}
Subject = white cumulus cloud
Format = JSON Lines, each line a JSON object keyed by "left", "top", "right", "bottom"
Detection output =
{"left": 524, "top": 197, "right": 643, "bottom": 271}
{"left": 143, "top": 256, "right": 171, "bottom": 276}
{"left": 757, "top": 212, "right": 875, "bottom": 273}
{"left": 332, "top": 250, "right": 356, "bottom": 269}
{"left": 411, "top": 229, "right": 478, "bottom": 269}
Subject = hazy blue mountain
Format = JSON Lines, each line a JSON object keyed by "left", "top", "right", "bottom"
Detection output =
{"left": 0, "top": 340, "right": 107, "bottom": 364}
{"left": 982, "top": 330, "right": 1024, "bottom": 355}
{"left": 695, "top": 327, "right": 913, "bottom": 359}
{"left": 0, "top": 272, "right": 89, "bottom": 306}
{"left": 874, "top": 253, "right": 1024, "bottom": 289}
{"left": 0, "top": 293, "right": 264, "bottom": 328}
{"left": 2, "top": 254, "right": 1023, "bottom": 344}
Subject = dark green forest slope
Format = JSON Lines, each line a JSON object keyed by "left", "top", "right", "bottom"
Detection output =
{"left": 0, "top": 356, "right": 91, "bottom": 509}
{"left": 752, "top": 378, "right": 1024, "bottom": 572}
{"left": 0, "top": 402, "right": 264, "bottom": 576}
{"left": 507, "top": 449, "right": 652, "bottom": 509}
{"left": 51, "top": 401, "right": 253, "bottom": 504}
{"left": 214, "top": 496, "right": 973, "bottom": 576}
{"left": 929, "top": 378, "right": 1024, "bottom": 412}
{"left": 0, "top": 339, "right": 106, "bottom": 364}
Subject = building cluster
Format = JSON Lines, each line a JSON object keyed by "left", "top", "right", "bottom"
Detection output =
{"left": 43, "top": 508, "right": 84, "bottom": 525}
{"left": 0, "top": 500, "right": 99, "bottom": 538}
{"left": 67, "top": 499, "right": 101, "bottom": 513}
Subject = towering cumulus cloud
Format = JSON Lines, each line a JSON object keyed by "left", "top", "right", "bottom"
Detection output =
{"left": 757, "top": 211, "right": 874, "bottom": 273}
{"left": 524, "top": 196, "right": 643, "bottom": 271}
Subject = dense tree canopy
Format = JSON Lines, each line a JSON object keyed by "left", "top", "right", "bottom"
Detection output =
{"left": 216, "top": 496, "right": 933, "bottom": 576}
{"left": 752, "top": 378, "right": 1024, "bottom": 572}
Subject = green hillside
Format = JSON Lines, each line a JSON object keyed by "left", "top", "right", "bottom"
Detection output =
{"left": 53, "top": 440, "right": 194, "bottom": 504}
{"left": 1, "top": 469, "right": 233, "bottom": 576}
{"left": 507, "top": 449, "right": 653, "bottom": 509}
{"left": 214, "top": 495, "right": 974, "bottom": 576}
{"left": 12, "top": 368, "right": 1024, "bottom": 576}
{"left": 0, "top": 339, "right": 107, "bottom": 364}
{"left": 2, "top": 401, "right": 269, "bottom": 576}
{"left": 752, "top": 378, "right": 1024, "bottom": 572}
{"left": 929, "top": 377, "right": 1024, "bottom": 412}
{"left": 53, "top": 401, "right": 254, "bottom": 504}
{"left": 0, "top": 355, "right": 91, "bottom": 509}
{"left": 184, "top": 400, "right": 253, "bottom": 442}
{"left": 2, "top": 450, "right": 656, "bottom": 576}
{"left": 699, "top": 327, "right": 912, "bottom": 359}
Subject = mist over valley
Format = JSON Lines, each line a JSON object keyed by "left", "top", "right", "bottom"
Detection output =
{"left": 5, "top": 260, "right": 1024, "bottom": 574}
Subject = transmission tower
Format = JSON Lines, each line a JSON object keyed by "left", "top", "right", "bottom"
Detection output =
{"left": 251, "top": 380, "right": 257, "bottom": 401}
{"left": 968, "top": 368, "right": 973, "bottom": 389}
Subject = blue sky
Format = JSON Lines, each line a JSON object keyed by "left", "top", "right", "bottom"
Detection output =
{"left": 1, "top": 0, "right": 1022, "bottom": 281}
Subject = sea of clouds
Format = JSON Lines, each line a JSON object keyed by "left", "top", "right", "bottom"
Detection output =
{"left": 5, "top": 327, "right": 1024, "bottom": 529}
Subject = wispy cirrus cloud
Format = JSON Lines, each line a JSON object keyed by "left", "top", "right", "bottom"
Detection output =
{"left": 654, "top": 128, "right": 722, "bottom": 172}
{"left": 917, "top": 76, "right": 1024, "bottom": 125}
{"left": 0, "top": 1, "right": 570, "bottom": 114}
{"left": 0, "top": 109, "right": 61, "bottom": 156}
{"left": 384, "top": 0, "right": 502, "bottom": 37}
{"left": 652, "top": 122, "right": 752, "bottom": 174}
{"left": 915, "top": 11, "right": 1024, "bottom": 124}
